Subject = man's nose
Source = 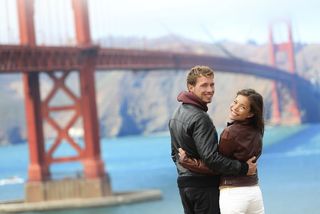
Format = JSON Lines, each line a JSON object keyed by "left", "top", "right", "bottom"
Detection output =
{"left": 207, "top": 85, "right": 214, "bottom": 92}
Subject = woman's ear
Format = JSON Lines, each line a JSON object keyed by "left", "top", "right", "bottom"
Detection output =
{"left": 247, "top": 113, "right": 254, "bottom": 118}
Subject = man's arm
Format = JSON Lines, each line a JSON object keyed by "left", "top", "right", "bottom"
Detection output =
{"left": 192, "top": 115, "right": 256, "bottom": 175}
{"left": 169, "top": 119, "right": 177, "bottom": 163}
{"left": 179, "top": 148, "right": 256, "bottom": 176}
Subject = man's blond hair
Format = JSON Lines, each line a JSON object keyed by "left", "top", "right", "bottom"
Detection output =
{"left": 187, "top": 65, "right": 214, "bottom": 86}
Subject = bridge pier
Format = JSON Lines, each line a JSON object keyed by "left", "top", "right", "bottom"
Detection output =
{"left": 25, "top": 177, "right": 111, "bottom": 202}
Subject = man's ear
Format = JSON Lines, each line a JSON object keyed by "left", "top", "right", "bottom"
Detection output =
{"left": 187, "top": 84, "right": 194, "bottom": 92}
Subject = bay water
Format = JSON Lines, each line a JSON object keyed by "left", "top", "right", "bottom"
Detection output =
{"left": 0, "top": 124, "right": 320, "bottom": 213}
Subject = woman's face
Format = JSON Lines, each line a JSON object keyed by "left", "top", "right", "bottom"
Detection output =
{"left": 229, "top": 94, "right": 254, "bottom": 121}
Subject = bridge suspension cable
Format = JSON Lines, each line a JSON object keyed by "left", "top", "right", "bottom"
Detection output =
{"left": 0, "top": 0, "right": 19, "bottom": 44}
{"left": 34, "top": 0, "right": 75, "bottom": 46}
{"left": 201, "top": 25, "right": 238, "bottom": 59}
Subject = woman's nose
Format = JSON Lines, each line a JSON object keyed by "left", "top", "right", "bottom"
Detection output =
{"left": 232, "top": 104, "right": 239, "bottom": 112}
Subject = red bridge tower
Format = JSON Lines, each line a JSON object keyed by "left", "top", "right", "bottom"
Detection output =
{"left": 18, "top": 0, "right": 111, "bottom": 202}
{"left": 269, "top": 21, "right": 301, "bottom": 124}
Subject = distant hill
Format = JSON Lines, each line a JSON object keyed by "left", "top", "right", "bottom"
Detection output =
{"left": 1, "top": 36, "right": 319, "bottom": 145}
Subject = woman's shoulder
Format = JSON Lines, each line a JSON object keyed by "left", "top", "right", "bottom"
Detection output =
{"left": 223, "top": 121, "right": 242, "bottom": 133}
{"left": 221, "top": 125, "right": 236, "bottom": 140}
{"left": 223, "top": 121, "right": 254, "bottom": 137}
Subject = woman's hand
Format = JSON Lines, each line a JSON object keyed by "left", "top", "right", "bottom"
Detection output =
{"left": 178, "top": 148, "right": 187, "bottom": 160}
{"left": 178, "top": 148, "right": 217, "bottom": 175}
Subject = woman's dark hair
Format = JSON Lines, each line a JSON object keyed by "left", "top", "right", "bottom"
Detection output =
{"left": 237, "top": 88, "right": 265, "bottom": 135}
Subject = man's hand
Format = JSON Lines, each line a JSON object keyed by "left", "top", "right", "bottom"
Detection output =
{"left": 246, "top": 156, "right": 257, "bottom": 176}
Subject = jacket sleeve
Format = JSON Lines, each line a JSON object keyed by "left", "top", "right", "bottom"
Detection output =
{"left": 191, "top": 114, "right": 247, "bottom": 175}
{"left": 178, "top": 152, "right": 217, "bottom": 175}
{"left": 171, "top": 141, "right": 176, "bottom": 163}
{"left": 169, "top": 120, "right": 177, "bottom": 163}
{"left": 218, "top": 129, "right": 236, "bottom": 157}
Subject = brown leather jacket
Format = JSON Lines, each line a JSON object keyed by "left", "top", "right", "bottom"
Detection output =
{"left": 179, "top": 120, "right": 262, "bottom": 187}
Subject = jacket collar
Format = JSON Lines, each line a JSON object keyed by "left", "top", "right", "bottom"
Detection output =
{"left": 177, "top": 91, "right": 208, "bottom": 112}
{"left": 227, "top": 119, "right": 252, "bottom": 127}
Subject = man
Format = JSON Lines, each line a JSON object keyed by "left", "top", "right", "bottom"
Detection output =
{"left": 169, "top": 65, "right": 256, "bottom": 214}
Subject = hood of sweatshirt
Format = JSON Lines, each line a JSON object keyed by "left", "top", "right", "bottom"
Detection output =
{"left": 177, "top": 91, "right": 208, "bottom": 112}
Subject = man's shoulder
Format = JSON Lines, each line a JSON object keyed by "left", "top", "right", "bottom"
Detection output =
{"left": 183, "top": 104, "right": 210, "bottom": 116}
{"left": 171, "top": 104, "right": 212, "bottom": 127}
{"left": 175, "top": 104, "right": 208, "bottom": 117}
{"left": 187, "top": 108, "right": 212, "bottom": 127}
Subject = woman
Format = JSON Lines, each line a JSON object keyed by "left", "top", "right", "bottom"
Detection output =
{"left": 179, "top": 88, "right": 265, "bottom": 214}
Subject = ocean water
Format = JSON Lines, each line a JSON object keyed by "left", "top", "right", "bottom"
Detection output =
{"left": 0, "top": 124, "right": 320, "bottom": 214}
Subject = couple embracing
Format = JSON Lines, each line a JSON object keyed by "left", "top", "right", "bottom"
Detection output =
{"left": 169, "top": 65, "right": 265, "bottom": 214}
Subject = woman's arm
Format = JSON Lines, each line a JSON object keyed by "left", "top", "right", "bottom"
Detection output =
{"left": 178, "top": 148, "right": 217, "bottom": 175}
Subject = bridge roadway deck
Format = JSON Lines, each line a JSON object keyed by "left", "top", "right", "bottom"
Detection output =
{"left": 0, "top": 45, "right": 296, "bottom": 84}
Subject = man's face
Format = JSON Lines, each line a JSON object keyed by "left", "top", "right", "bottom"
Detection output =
{"left": 188, "top": 75, "right": 215, "bottom": 104}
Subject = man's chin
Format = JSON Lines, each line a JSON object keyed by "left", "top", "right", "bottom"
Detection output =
{"left": 205, "top": 99, "right": 212, "bottom": 104}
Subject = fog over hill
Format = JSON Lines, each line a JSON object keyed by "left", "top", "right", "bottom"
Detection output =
{"left": 1, "top": 36, "right": 319, "bottom": 145}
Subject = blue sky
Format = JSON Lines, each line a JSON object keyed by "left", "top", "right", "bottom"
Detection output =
{"left": 1, "top": 0, "right": 319, "bottom": 45}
